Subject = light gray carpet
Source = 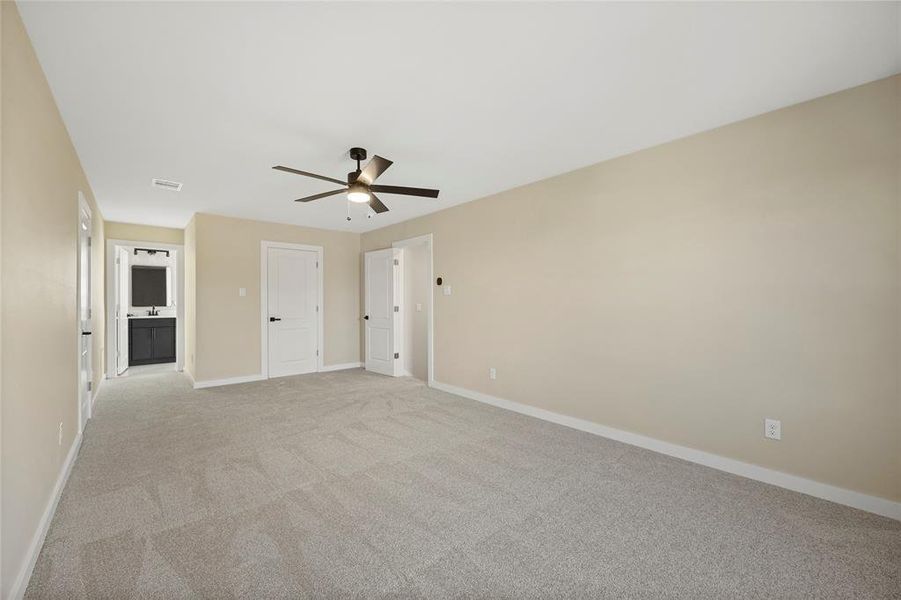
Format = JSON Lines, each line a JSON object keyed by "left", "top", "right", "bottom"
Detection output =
{"left": 26, "top": 369, "right": 900, "bottom": 599}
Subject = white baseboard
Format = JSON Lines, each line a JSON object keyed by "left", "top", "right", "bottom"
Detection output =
{"left": 319, "top": 362, "right": 363, "bottom": 372}
{"left": 431, "top": 381, "right": 901, "bottom": 521}
{"left": 192, "top": 374, "right": 266, "bottom": 389}
{"left": 9, "top": 431, "right": 84, "bottom": 600}
{"left": 192, "top": 363, "right": 362, "bottom": 388}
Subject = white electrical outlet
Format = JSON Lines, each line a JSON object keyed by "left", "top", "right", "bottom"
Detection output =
{"left": 58, "top": 422, "right": 63, "bottom": 446}
{"left": 489, "top": 367, "right": 497, "bottom": 380}
{"left": 765, "top": 419, "right": 781, "bottom": 440}
{"left": 416, "top": 303, "right": 423, "bottom": 312}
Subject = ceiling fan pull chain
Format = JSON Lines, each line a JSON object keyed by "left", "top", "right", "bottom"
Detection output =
{"left": 346, "top": 199, "right": 352, "bottom": 221}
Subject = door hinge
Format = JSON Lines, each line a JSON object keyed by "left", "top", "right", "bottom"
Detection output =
{"left": 115, "top": 257, "right": 120, "bottom": 265}
{"left": 87, "top": 308, "right": 92, "bottom": 319}
{"left": 316, "top": 305, "right": 319, "bottom": 312}
{"left": 393, "top": 259, "right": 399, "bottom": 266}
{"left": 316, "top": 349, "right": 319, "bottom": 357}
{"left": 316, "top": 261, "right": 319, "bottom": 268}
{"left": 394, "top": 306, "right": 399, "bottom": 312}
{"left": 87, "top": 381, "right": 93, "bottom": 392}
{"left": 88, "top": 237, "right": 92, "bottom": 247}
{"left": 394, "top": 352, "right": 399, "bottom": 359}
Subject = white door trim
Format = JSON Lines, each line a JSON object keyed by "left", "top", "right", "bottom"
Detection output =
{"left": 105, "top": 238, "right": 185, "bottom": 378}
{"left": 260, "top": 241, "right": 324, "bottom": 378}
{"left": 392, "top": 233, "right": 434, "bottom": 386}
{"left": 76, "top": 193, "right": 93, "bottom": 433}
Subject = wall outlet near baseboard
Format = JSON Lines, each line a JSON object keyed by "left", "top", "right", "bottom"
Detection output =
{"left": 765, "top": 418, "right": 781, "bottom": 440}
{"left": 58, "top": 422, "right": 63, "bottom": 446}
{"left": 489, "top": 367, "right": 497, "bottom": 380}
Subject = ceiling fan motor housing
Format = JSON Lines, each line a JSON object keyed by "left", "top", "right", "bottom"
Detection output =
{"left": 273, "top": 146, "right": 438, "bottom": 214}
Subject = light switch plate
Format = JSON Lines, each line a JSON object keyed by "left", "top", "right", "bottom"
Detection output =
{"left": 239, "top": 287, "right": 246, "bottom": 297}
{"left": 416, "top": 303, "right": 423, "bottom": 312}
{"left": 444, "top": 286, "right": 452, "bottom": 296}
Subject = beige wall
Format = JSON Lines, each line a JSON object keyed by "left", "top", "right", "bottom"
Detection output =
{"left": 364, "top": 76, "right": 901, "bottom": 502}
{"left": 190, "top": 213, "right": 360, "bottom": 382}
{"left": 105, "top": 220, "right": 184, "bottom": 245}
{"left": 1, "top": 3, "right": 106, "bottom": 596}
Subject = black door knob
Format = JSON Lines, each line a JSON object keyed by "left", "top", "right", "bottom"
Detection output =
{"left": 363, "top": 315, "right": 369, "bottom": 320}
{"left": 269, "top": 317, "right": 281, "bottom": 322}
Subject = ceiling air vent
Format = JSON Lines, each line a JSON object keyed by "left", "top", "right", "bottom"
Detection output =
{"left": 151, "top": 178, "right": 183, "bottom": 192}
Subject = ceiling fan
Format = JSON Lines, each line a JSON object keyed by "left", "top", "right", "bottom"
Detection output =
{"left": 273, "top": 147, "right": 439, "bottom": 215}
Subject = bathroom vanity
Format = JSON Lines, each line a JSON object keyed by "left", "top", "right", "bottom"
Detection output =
{"left": 128, "top": 317, "right": 176, "bottom": 365}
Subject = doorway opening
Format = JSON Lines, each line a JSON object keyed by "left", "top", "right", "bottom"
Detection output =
{"left": 363, "top": 234, "right": 434, "bottom": 384}
{"left": 105, "top": 239, "right": 185, "bottom": 379}
{"left": 398, "top": 240, "right": 430, "bottom": 381}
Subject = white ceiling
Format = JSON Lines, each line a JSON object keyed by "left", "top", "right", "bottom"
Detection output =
{"left": 19, "top": 1, "right": 901, "bottom": 233}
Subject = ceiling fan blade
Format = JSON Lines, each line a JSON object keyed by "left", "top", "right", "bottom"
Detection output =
{"left": 273, "top": 165, "right": 346, "bottom": 186}
{"left": 370, "top": 184, "right": 439, "bottom": 198}
{"left": 358, "top": 155, "right": 393, "bottom": 185}
{"left": 295, "top": 188, "right": 347, "bottom": 202}
{"left": 369, "top": 194, "right": 389, "bottom": 214}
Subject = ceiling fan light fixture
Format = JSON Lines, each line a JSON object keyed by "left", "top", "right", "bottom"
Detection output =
{"left": 347, "top": 181, "right": 370, "bottom": 203}
{"left": 274, "top": 147, "right": 439, "bottom": 215}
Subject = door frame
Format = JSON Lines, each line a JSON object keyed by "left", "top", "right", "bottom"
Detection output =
{"left": 105, "top": 238, "right": 185, "bottom": 377}
{"left": 260, "top": 241, "right": 324, "bottom": 378}
{"left": 76, "top": 192, "right": 93, "bottom": 432}
{"left": 391, "top": 233, "right": 435, "bottom": 386}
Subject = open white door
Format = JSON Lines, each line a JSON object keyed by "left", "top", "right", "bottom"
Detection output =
{"left": 77, "top": 197, "right": 93, "bottom": 431}
{"left": 365, "top": 248, "right": 402, "bottom": 376}
{"left": 266, "top": 246, "right": 319, "bottom": 378}
{"left": 115, "top": 246, "right": 129, "bottom": 374}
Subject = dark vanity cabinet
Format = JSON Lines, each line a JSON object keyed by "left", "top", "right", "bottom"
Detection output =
{"left": 129, "top": 318, "right": 176, "bottom": 365}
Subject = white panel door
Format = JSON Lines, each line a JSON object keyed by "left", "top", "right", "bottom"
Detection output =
{"left": 365, "top": 248, "right": 400, "bottom": 376}
{"left": 267, "top": 247, "right": 319, "bottom": 378}
{"left": 77, "top": 203, "right": 93, "bottom": 431}
{"left": 116, "top": 246, "right": 129, "bottom": 375}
